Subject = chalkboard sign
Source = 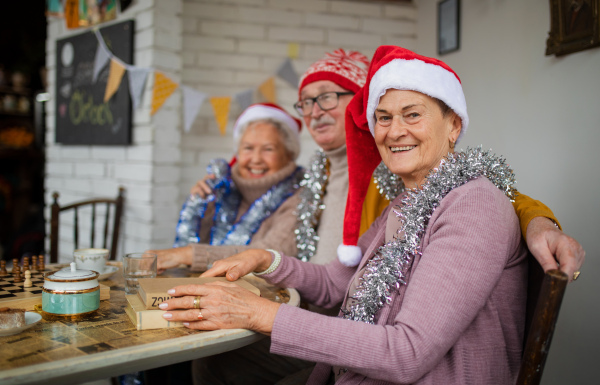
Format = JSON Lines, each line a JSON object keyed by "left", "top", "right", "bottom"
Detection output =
{"left": 55, "top": 20, "right": 134, "bottom": 145}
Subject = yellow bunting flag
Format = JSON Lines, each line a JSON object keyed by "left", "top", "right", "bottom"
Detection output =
{"left": 210, "top": 97, "right": 231, "bottom": 136}
{"left": 259, "top": 77, "right": 276, "bottom": 103}
{"left": 287, "top": 43, "right": 300, "bottom": 59}
{"left": 104, "top": 59, "right": 126, "bottom": 102}
{"left": 151, "top": 72, "right": 179, "bottom": 116}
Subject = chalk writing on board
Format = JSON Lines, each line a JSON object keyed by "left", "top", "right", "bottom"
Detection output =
{"left": 55, "top": 20, "right": 134, "bottom": 145}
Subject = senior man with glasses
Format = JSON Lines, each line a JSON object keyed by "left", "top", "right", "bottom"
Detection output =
{"left": 192, "top": 48, "right": 585, "bottom": 385}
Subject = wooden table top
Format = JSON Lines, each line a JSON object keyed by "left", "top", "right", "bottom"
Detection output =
{"left": 0, "top": 262, "right": 299, "bottom": 385}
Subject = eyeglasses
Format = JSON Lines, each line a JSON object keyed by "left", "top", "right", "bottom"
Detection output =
{"left": 293, "top": 92, "right": 354, "bottom": 117}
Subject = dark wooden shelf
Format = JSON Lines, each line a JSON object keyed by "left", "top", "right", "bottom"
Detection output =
{"left": 0, "top": 85, "right": 32, "bottom": 96}
{"left": 0, "top": 147, "right": 44, "bottom": 159}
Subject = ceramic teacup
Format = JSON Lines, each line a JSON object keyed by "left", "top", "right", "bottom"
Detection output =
{"left": 73, "top": 248, "right": 109, "bottom": 273}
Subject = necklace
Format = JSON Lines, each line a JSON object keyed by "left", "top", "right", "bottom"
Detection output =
{"left": 342, "top": 147, "right": 517, "bottom": 324}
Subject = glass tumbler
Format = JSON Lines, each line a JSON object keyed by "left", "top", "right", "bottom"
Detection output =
{"left": 123, "top": 252, "right": 157, "bottom": 294}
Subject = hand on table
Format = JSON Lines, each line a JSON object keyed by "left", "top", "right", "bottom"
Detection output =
{"left": 190, "top": 175, "right": 217, "bottom": 198}
{"left": 145, "top": 245, "right": 193, "bottom": 274}
{"left": 526, "top": 217, "right": 585, "bottom": 282}
{"left": 200, "top": 249, "right": 273, "bottom": 281}
{"left": 159, "top": 281, "right": 280, "bottom": 335}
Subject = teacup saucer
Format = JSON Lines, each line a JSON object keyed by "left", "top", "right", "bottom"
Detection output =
{"left": 0, "top": 312, "right": 42, "bottom": 337}
{"left": 97, "top": 265, "right": 119, "bottom": 281}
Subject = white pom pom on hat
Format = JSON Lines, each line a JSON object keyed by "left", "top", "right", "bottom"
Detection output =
{"left": 337, "top": 244, "right": 363, "bottom": 267}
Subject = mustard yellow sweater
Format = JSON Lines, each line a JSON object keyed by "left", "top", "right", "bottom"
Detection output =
{"left": 360, "top": 179, "right": 560, "bottom": 239}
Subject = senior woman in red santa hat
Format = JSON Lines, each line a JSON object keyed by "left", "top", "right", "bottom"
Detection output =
{"left": 148, "top": 103, "right": 304, "bottom": 274}
{"left": 158, "top": 46, "right": 528, "bottom": 384}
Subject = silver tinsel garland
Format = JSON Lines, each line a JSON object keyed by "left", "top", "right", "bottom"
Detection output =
{"left": 373, "top": 161, "right": 404, "bottom": 201}
{"left": 342, "top": 147, "right": 517, "bottom": 324}
{"left": 294, "top": 150, "right": 329, "bottom": 262}
{"left": 174, "top": 159, "right": 303, "bottom": 247}
{"left": 295, "top": 151, "right": 409, "bottom": 262}
{"left": 211, "top": 166, "right": 304, "bottom": 245}
{"left": 173, "top": 159, "right": 232, "bottom": 247}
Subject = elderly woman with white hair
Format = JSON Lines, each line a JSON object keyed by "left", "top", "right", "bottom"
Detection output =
{"left": 158, "top": 47, "right": 533, "bottom": 384}
{"left": 150, "top": 103, "right": 304, "bottom": 273}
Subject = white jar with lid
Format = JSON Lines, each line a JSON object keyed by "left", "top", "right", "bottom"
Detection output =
{"left": 42, "top": 262, "right": 100, "bottom": 317}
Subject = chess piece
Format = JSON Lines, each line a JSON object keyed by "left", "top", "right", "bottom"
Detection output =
{"left": 0, "top": 261, "right": 7, "bottom": 277}
{"left": 23, "top": 257, "right": 29, "bottom": 272}
{"left": 11, "top": 259, "right": 18, "bottom": 274}
{"left": 13, "top": 267, "right": 22, "bottom": 283}
{"left": 31, "top": 256, "right": 38, "bottom": 272}
{"left": 38, "top": 256, "right": 45, "bottom": 272}
{"left": 24, "top": 270, "right": 32, "bottom": 288}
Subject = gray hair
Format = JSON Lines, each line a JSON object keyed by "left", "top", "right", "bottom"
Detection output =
{"left": 234, "top": 118, "right": 301, "bottom": 161}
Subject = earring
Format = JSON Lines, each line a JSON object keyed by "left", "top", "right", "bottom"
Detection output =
{"left": 449, "top": 140, "right": 455, "bottom": 149}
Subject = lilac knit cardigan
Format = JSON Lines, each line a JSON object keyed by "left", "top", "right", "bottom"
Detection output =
{"left": 263, "top": 177, "right": 529, "bottom": 384}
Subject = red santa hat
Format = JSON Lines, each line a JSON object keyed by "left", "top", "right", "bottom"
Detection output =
{"left": 337, "top": 45, "right": 469, "bottom": 267}
{"left": 233, "top": 103, "right": 302, "bottom": 140}
{"left": 299, "top": 49, "right": 369, "bottom": 95}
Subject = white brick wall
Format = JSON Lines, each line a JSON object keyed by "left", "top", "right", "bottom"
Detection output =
{"left": 45, "top": 1, "right": 184, "bottom": 261}
{"left": 179, "top": 0, "right": 418, "bottom": 206}
{"left": 45, "top": 0, "right": 417, "bottom": 260}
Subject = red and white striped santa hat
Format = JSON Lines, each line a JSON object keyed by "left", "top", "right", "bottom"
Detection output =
{"left": 337, "top": 45, "right": 469, "bottom": 267}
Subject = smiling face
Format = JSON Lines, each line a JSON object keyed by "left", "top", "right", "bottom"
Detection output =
{"left": 300, "top": 80, "right": 353, "bottom": 151}
{"left": 236, "top": 121, "right": 292, "bottom": 179}
{"left": 374, "top": 89, "right": 462, "bottom": 189}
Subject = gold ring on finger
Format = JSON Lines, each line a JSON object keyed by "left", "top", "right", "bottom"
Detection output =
{"left": 193, "top": 296, "right": 201, "bottom": 309}
{"left": 573, "top": 271, "right": 581, "bottom": 281}
{"left": 197, "top": 310, "right": 203, "bottom": 320}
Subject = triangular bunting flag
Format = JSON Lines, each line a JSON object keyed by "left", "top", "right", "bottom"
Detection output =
{"left": 93, "top": 40, "right": 111, "bottom": 82}
{"left": 128, "top": 67, "right": 151, "bottom": 109}
{"left": 287, "top": 43, "right": 300, "bottom": 59}
{"left": 104, "top": 59, "right": 126, "bottom": 102}
{"left": 258, "top": 77, "right": 276, "bottom": 103}
{"left": 234, "top": 89, "right": 254, "bottom": 112}
{"left": 210, "top": 97, "right": 232, "bottom": 136}
{"left": 276, "top": 58, "right": 299, "bottom": 88}
{"left": 151, "top": 72, "right": 179, "bottom": 116}
{"left": 182, "top": 86, "right": 208, "bottom": 132}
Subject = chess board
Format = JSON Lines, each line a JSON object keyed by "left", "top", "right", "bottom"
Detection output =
{"left": 0, "top": 265, "right": 110, "bottom": 310}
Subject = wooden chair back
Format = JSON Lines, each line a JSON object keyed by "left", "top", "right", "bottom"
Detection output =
{"left": 516, "top": 261, "right": 568, "bottom": 385}
{"left": 49, "top": 187, "right": 125, "bottom": 263}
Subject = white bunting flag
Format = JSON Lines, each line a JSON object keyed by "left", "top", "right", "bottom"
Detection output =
{"left": 128, "top": 67, "right": 151, "bottom": 109}
{"left": 183, "top": 86, "right": 208, "bottom": 132}
{"left": 234, "top": 89, "right": 254, "bottom": 112}
{"left": 276, "top": 58, "right": 299, "bottom": 88}
{"left": 92, "top": 41, "right": 111, "bottom": 82}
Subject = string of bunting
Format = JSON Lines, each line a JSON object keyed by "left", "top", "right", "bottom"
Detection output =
{"left": 92, "top": 30, "right": 300, "bottom": 134}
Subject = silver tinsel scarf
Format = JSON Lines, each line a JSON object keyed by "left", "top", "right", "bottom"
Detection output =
{"left": 294, "top": 150, "right": 329, "bottom": 262}
{"left": 295, "top": 151, "right": 408, "bottom": 262}
{"left": 211, "top": 166, "right": 304, "bottom": 246}
{"left": 373, "top": 161, "right": 404, "bottom": 201}
{"left": 342, "top": 147, "right": 517, "bottom": 324}
{"left": 174, "top": 159, "right": 303, "bottom": 247}
{"left": 173, "top": 159, "right": 232, "bottom": 247}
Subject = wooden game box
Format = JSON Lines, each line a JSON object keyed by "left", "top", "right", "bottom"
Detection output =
{"left": 125, "top": 293, "right": 184, "bottom": 330}
{"left": 0, "top": 265, "right": 110, "bottom": 311}
{"left": 137, "top": 277, "right": 260, "bottom": 310}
